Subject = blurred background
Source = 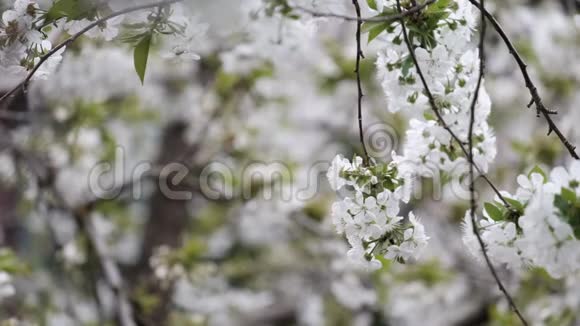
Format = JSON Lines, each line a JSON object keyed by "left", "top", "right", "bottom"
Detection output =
{"left": 0, "top": 0, "right": 579, "bottom": 325}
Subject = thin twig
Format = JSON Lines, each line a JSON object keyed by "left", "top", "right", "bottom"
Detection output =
{"left": 351, "top": 0, "right": 370, "bottom": 164}
{"left": 467, "top": 0, "right": 579, "bottom": 160}
{"left": 292, "top": 0, "right": 435, "bottom": 23}
{"left": 393, "top": 0, "right": 510, "bottom": 208}
{"left": 466, "top": 0, "right": 529, "bottom": 324}
{"left": 0, "top": 0, "right": 184, "bottom": 106}
{"left": 395, "top": 0, "right": 527, "bottom": 320}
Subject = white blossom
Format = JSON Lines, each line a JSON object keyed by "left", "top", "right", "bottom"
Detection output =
{"left": 327, "top": 155, "right": 428, "bottom": 268}
{"left": 161, "top": 11, "right": 207, "bottom": 62}
{"left": 0, "top": 271, "right": 15, "bottom": 300}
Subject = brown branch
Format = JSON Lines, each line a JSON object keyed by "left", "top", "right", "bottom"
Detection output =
{"left": 466, "top": 0, "right": 529, "bottom": 324}
{"left": 394, "top": 1, "right": 527, "bottom": 320}
{"left": 351, "top": 0, "right": 370, "bottom": 164}
{"left": 0, "top": 0, "right": 184, "bottom": 107}
{"left": 393, "top": 0, "right": 510, "bottom": 209}
{"left": 292, "top": 0, "right": 435, "bottom": 23}
{"left": 467, "top": 0, "right": 579, "bottom": 160}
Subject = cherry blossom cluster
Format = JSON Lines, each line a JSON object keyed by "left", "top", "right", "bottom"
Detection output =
{"left": 328, "top": 0, "right": 495, "bottom": 270}
{"left": 327, "top": 155, "right": 428, "bottom": 270}
{"left": 463, "top": 161, "right": 580, "bottom": 278}
{"left": 0, "top": 0, "right": 64, "bottom": 79}
{"left": 373, "top": 0, "right": 496, "bottom": 176}
{"left": 0, "top": 0, "right": 206, "bottom": 82}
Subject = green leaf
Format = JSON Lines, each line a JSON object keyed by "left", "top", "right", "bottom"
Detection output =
{"left": 0, "top": 249, "right": 28, "bottom": 274}
{"left": 505, "top": 197, "right": 524, "bottom": 213}
{"left": 133, "top": 34, "right": 152, "bottom": 85}
{"left": 362, "top": 21, "right": 383, "bottom": 33}
{"left": 553, "top": 193, "right": 580, "bottom": 238}
{"left": 561, "top": 187, "right": 577, "bottom": 203}
{"left": 45, "top": 0, "right": 94, "bottom": 24}
{"left": 423, "top": 111, "right": 435, "bottom": 121}
{"left": 367, "top": 22, "right": 388, "bottom": 43}
{"left": 427, "top": 0, "right": 451, "bottom": 12}
{"left": 366, "top": 0, "right": 377, "bottom": 10}
{"left": 401, "top": 56, "right": 414, "bottom": 77}
{"left": 528, "top": 165, "right": 547, "bottom": 183}
{"left": 425, "top": 11, "right": 450, "bottom": 26}
{"left": 484, "top": 202, "right": 503, "bottom": 221}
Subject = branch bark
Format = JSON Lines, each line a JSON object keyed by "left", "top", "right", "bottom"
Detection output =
{"left": 393, "top": 0, "right": 510, "bottom": 209}
{"left": 0, "top": 0, "right": 184, "bottom": 106}
{"left": 292, "top": 0, "right": 435, "bottom": 23}
{"left": 466, "top": 0, "right": 529, "bottom": 324}
{"left": 351, "top": 0, "right": 370, "bottom": 164}
{"left": 467, "top": 0, "right": 579, "bottom": 160}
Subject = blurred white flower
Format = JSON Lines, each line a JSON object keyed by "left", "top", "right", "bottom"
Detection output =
{"left": 0, "top": 271, "right": 15, "bottom": 300}
{"left": 161, "top": 15, "right": 208, "bottom": 61}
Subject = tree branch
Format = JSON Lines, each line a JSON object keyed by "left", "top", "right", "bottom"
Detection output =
{"left": 0, "top": 0, "right": 184, "bottom": 106}
{"left": 351, "top": 0, "right": 370, "bottom": 164}
{"left": 292, "top": 0, "right": 435, "bottom": 23}
{"left": 467, "top": 0, "right": 579, "bottom": 160}
{"left": 467, "top": 0, "right": 529, "bottom": 324}
{"left": 394, "top": 1, "right": 527, "bottom": 320}
{"left": 393, "top": 0, "right": 510, "bottom": 209}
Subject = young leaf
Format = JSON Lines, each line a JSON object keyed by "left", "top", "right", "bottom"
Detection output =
{"left": 367, "top": 23, "right": 388, "bottom": 43}
{"left": 423, "top": 111, "right": 435, "bottom": 121}
{"left": 505, "top": 197, "right": 524, "bottom": 213}
{"left": 561, "top": 187, "right": 577, "bottom": 203}
{"left": 484, "top": 202, "right": 503, "bottom": 221}
{"left": 528, "top": 165, "right": 547, "bottom": 183}
{"left": 134, "top": 34, "right": 152, "bottom": 85}
{"left": 426, "top": 0, "right": 451, "bottom": 13}
{"left": 366, "top": 0, "right": 377, "bottom": 10}
{"left": 45, "top": 0, "right": 93, "bottom": 24}
{"left": 362, "top": 21, "right": 383, "bottom": 33}
{"left": 401, "top": 56, "right": 414, "bottom": 77}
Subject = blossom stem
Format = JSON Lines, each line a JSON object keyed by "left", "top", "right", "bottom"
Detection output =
{"left": 393, "top": 0, "right": 510, "bottom": 209}
{"left": 351, "top": 0, "right": 371, "bottom": 165}
{"left": 292, "top": 0, "right": 435, "bottom": 23}
{"left": 395, "top": 0, "right": 527, "bottom": 323}
{"left": 0, "top": 0, "right": 184, "bottom": 107}
{"left": 468, "top": 0, "right": 529, "bottom": 324}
